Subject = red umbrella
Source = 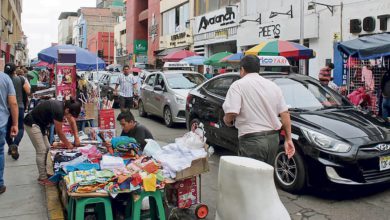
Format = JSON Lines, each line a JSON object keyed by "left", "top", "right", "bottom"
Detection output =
{"left": 36, "top": 61, "right": 54, "bottom": 68}
{"left": 163, "top": 50, "right": 198, "bottom": 62}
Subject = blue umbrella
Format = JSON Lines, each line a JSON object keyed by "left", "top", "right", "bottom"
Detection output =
{"left": 180, "top": 55, "right": 206, "bottom": 65}
{"left": 220, "top": 52, "right": 244, "bottom": 63}
{"left": 38, "top": 44, "right": 106, "bottom": 70}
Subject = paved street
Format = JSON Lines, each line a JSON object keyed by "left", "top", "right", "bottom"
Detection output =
{"left": 132, "top": 110, "right": 390, "bottom": 220}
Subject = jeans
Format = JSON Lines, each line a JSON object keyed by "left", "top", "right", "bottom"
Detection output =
{"left": 0, "top": 125, "right": 8, "bottom": 186}
{"left": 382, "top": 98, "right": 390, "bottom": 119}
{"left": 6, "top": 107, "right": 24, "bottom": 147}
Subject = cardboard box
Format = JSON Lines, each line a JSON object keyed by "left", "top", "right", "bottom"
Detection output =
{"left": 98, "top": 109, "right": 115, "bottom": 129}
{"left": 175, "top": 157, "right": 209, "bottom": 180}
{"left": 84, "top": 102, "right": 96, "bottom": 119}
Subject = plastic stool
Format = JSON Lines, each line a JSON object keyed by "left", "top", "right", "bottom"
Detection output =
{"left": 67, "top": 196, "right": 113, "bottom": 220}
{"left": 126, "top": 190, "right": 166, "bottom": 220}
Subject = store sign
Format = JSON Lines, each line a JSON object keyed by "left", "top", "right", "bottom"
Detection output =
{"left": 350, "top": 14, "right": 390, "bottom": 34}
{"left": 194, "top": 6, "right": 239, "bottom": 35}
{"left": 258, "top": 56, "right": 290, "bottom": 66}
{"left": 134, "top": 40, "right": 148, "bottom": 55}
{"left": 259, "top": 24, "right": 281, "bottom": 38}
{"left": 160, "top": 30, "right": 193, "bottom": 49}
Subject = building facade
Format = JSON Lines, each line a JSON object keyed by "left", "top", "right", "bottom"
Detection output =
{"left": 88, "top": 32, "right": 115, "bottom": 65}
{"left": 237, "top": 0, "right": 390, "bottom": 80}
{"left": 58, "top": 12, "right": 78, "bottom": 45}
{"left": 191, "top": 0, "right": 240, "bottom": 58}
{"left": 114, "top": 19, "right": 127, "bottom": 66}
{"left": 0, "top": 0, "right": 27, "bottom": 66}
{"left": 126, "top": 0, "right": 160, "bottom": 67}
{"left": 72, "top": 7, "right": 122, "bottom": 50}
{"left": 97, "top": 0, "right": 124, "bottom": 8}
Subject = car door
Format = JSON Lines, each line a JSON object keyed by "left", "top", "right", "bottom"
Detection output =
{"left": 200, "top": 75, "right": 240, "bottom": 151}
{"left": 150, "top": 73, "right": 167, "bottom": 116}
{"left": 142, "top": 74, "right": 156, "bottom": 113}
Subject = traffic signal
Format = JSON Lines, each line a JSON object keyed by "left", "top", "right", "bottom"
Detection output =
{"left": 98, "top": 50, "right": 104, "bottom": 58}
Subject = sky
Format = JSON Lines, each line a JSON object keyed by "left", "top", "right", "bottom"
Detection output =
{"left": 22, "top": 0, "right": 96, "bottom": 59}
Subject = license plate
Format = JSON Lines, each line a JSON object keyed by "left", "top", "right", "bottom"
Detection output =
{"left": 379, "top": 156, "right": 390, "bottom": 171}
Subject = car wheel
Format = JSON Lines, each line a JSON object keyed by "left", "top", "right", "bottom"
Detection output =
{"left": 274, "top": 147, "right": 306, "bottom": 193}
{"left": 164, "top": 106, "right": 174, "bottom": 127}
{"left": 138, "top": 100, "right": 147, "bottom": 117}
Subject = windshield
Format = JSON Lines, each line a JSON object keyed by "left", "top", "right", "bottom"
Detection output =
{"left": 166, "top": 73, "right": 205, "bottom": 89}
{"left": 273, "top": 78, "right": 348, "bottom": 111}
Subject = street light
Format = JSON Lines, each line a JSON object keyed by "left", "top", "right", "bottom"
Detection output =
{"left": 239, "top": 14, "right": 262, "bottom": 25}
{"left": 269, "top": 5, "right": 293, "bottom": 19}
{"left": 308, "top": 1, "right": 335, "bottom": 16}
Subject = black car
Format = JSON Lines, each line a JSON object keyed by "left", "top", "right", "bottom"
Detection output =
{"left": 186, "top": 72, "right": 390, "bottom": 193}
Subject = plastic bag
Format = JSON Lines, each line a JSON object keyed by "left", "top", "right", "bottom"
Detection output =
{"left": 143, "top": 139, "right": 162, "bottom": 157}
{"left": 175, "top": 131, "right": 205, "bottom": 149}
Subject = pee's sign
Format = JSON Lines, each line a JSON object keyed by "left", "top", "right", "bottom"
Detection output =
{"left": 194, "top": 6, "right": 239, "bottom": 35}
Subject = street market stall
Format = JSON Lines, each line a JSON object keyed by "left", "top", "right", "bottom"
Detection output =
{"left": 337, "top": 33, "right": 390, "bottom": 114}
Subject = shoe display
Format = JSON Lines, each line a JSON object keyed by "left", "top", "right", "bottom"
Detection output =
{"left": 0, "top": 185, "right": 6, "bottom": 194}
{"left": 9, "top": 144, "right": 19, "bottom": 160}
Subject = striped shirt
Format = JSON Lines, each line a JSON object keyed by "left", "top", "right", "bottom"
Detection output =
{"left": 116, "top": 73, "right": 137, "bottom": 97}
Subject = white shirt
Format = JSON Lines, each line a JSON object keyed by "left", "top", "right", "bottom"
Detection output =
{"left": 116, "top": 73, "right": 137, "bottom": 97}
{"left": 222, "top": 73, "right": 288, "bottom": 137}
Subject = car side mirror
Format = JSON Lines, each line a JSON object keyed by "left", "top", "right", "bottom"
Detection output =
{"left": 154, "top": 85, "right": 163, "bottom": 91}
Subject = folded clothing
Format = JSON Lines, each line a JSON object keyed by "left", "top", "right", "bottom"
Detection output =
{"left": 100, "top": 155, "right": 125, "bottom": 170}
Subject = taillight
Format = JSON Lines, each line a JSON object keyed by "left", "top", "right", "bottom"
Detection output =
{"left": 186, "top": 94, "right": 193, "bottom": 110}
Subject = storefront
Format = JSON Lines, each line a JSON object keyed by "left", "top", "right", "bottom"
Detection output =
{"left": 193, "top": 5, "right": 239, "bottom": 59}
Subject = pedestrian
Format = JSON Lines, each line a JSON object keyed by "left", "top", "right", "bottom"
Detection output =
{"left": 213, "top": 69, "right": 218, "bottom": 77}
{"left": 3, "top": 63, "right": 30, "bottom": 160}
{"left": 0, "top": 68, "right": 19, "bottom": 194}
{"left": 103, "top": 111, "right": 153, "bottom": 150}
{"left": 222, "top": 55, "right": 295, "bottom": 165}
{"left": 23, "top": 98, "right": 82, "bottom": 186}
{"left": 204, "top": 68, "right": 213, "bottom": 79}
{"left": 114, "top": 65, "right": 138, "bottom": 112}
{"left": 381, "top": 69, "right": 390, "bottom": 120}
{"left": 132, "top": 68, "right": 142, "bottom": 108}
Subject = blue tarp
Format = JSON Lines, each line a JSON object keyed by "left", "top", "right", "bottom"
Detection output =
{"left": 337, "top": 33, "right": 390, "bottom": 60}
{"left": 38, "top": 44, "right": 106, "bottom": 70}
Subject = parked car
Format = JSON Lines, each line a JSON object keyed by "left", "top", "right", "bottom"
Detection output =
{"left": 139, "top": 71, "right": 205, "bottom": 127}
{"left": 99, "top": 72, "right": 120, "bottom": 108}
{"left": 186, "top": 72, "right": 390, "bottom": 193}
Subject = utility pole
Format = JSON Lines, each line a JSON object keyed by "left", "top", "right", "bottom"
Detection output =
{"left": 299, "top": 0, "right": 306, "bottom": 75}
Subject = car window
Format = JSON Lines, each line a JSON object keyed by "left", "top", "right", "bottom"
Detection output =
{"left": 146, "top": 74, "right": 156, "bottom": 86}
{"left": 155, "top": 74, "right": 165, "bottom": 89}
{"left": 165, "top": 73, "right": 205, "bottom": 89}
{"left": 205, "top": 76, "right": 237, "bottom": 97}
{"left": 273, "top": 78, "right": 345, "bottom": 110}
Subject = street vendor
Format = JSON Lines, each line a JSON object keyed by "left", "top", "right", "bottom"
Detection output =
{"left": 24, "top": 98, "right": 82, "bottom": 186}
{"left": 104, "top": 111, "right": 153, "bottom": 150}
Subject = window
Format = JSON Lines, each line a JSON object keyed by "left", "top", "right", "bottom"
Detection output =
{"left": 195, "top": 0, "right": 240, "bottom": 16}
{"left": 166, "top": 73, "right": 205, "bottom": 89}
{"left": 205, "top": 76, "right": 237, "bottom": 97}
{"left": 155, "top": 74, "right": 165, "bottom": 89}
{"left": 162, "top": 3, "right": 190, "bottom": 35}
{"left": 146, "top": 74, "right": 156, "bottom": 86}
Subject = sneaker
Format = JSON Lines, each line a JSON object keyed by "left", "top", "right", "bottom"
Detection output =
{"left": 0, "top": 185, "right": 6, "bottom": 194}
{"left": 9, "top": 144, "right": 19, "bottom": 160}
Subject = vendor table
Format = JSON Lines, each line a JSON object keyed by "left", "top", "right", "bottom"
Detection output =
{"left": 48, "top": 118, "right": 95, "bottom": 144}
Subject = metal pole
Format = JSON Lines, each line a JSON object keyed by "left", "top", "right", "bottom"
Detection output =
{"left": 299, "top": 0, "right": 306, "bottom": 75}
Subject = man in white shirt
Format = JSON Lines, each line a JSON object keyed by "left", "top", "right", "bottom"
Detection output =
{"left": 222, "top": 55, "right": 295, "bottom": 165}
{"left": 115, "top": 65, "right": 138, "bottom": 112}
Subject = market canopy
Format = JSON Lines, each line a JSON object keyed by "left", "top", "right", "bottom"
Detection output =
{"left": 163, "top": 50, "right": 198, "bottom": 62}
{"left": 245, "top": 40, "right": 315, "bottom": 59}
{"left": 204, "top": 52, "right": 233, "bottom": 66}
{"left": 337, "top": 33, "right": 390, "bottom": 60}
{"left": 180, "top": 55, "right": 206, "bottom": 65}
{"left": 38, "top": 44, "right": 106, "bottom": 71}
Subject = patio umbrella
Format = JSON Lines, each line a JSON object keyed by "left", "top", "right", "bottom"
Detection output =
{"left": 38, "top": 44, "right": 106, "bottom": 70}
{"left": 220, "top": 52, "right": 244, "bottom": 63}
{"left": 36, "top": 61, "right": 54, "bottom": 69}
{"left": 203, "top": 52, "right": 233, "bottom": 66}
{"left": 163, "top": 50, "right": 198, "bottom": 62}
{"left": 245, "top": 40, "right": 315, "bottom": 59}
{"left": 180, "top": 55, "right": 207, "bottom": 65}
{"left": 130, "top": 67, "right": 142, "bottom": 73}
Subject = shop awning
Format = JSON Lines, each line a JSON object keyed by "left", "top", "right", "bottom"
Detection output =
{"left": 337, "top": 33, "right": 390, "bottom": 59}
{"left": 156, "top": 46, "right": 188, "bottom": 57}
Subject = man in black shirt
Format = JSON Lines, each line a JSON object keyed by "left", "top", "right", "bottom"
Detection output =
{"left": 105, "top": 111, "right": 153, "bottom": 150}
